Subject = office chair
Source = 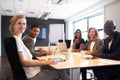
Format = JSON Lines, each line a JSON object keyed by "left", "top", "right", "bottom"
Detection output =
{"left": 4, "top": 37, "right": 27, "bottom": 80}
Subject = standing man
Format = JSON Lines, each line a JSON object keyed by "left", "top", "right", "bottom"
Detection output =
{"left": 22, "top": 24, "right": 51, "bottom": 57}
{"left": 92, "top": 20, "right": 120, "bottom": 80}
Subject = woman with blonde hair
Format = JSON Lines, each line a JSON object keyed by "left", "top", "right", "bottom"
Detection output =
{"left": 80, "top": 27, "right": 104, "bottom": 80}
{"left": 84, "top": 27, "right": 103, "bottom": 54}
{"left": 8, "top": 14, "right": 69, "bottom": 80}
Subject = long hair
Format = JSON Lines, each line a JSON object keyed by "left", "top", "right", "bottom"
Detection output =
{"left": 73, "top": 29, "right": 82, "bottom": 42}
{"left": 87, "top": 27, "right": 100, "bottom": 41}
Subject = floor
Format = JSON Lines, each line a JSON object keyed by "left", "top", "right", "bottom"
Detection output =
{"left": 0, "top": 56, "right": 95, "bottom": 80}
{"left": 0, "top": 56, "right": 13, "bottom": 80}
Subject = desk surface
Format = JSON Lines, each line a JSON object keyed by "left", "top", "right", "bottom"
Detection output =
{"left": 37, "top": 52, "right": 120, "bottom": 69}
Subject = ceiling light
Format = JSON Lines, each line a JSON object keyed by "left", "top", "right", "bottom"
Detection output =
{"left": 48, "top": 0, "right": 72, "bottom": 5}
{"left": 29, "top": 11, "right": 35, "bottom": 14}
{"left": 37, "top": 12, "right": 53, "bottom": 20}
{"left": 19, "top": 10, "right": 24, "bottom": 14}
{"left": 38, "top": 11, "right": 43, "bottom": 18}
{"left": 5, "top": 9, "right": 12, "bottom": 12}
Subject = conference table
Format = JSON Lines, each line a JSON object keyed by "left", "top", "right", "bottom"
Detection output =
{"left": 37, "top": 52, "right": 120, "bottom": 80}
{"left": 36, "top": 47, "right": 120, "bottom": 80}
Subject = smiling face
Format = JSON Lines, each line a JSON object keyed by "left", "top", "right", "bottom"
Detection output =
{"left": 88, "top": 28, "right": 98, "bottom": 41}
{"left": 88, "top": 28, "right": 96, "bottom": 40}
{"left": 104, "top": 20, "right": 116, "bottom": 36}
{"left": 29, "top": 27, "right": 40, "bottom": 38}
{"left": 75, "top": 29, "right": 81, "bottom": 39}
{"left": 9, "top": 15, "right": 26, "bottom": 37}
{"left": 13, "top": 18, "right": 26, "bottom": 35}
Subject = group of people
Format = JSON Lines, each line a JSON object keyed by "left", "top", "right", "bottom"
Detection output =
{"left": 72, "top": 20, "right": 120, "bottom": 80}
{"left": 7, "top": 14, "right": 120, "bottom": 80}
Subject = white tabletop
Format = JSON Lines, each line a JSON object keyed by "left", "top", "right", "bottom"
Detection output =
{"left": 37, "top": 52, "right": 120, "bottom": 69}
{"left": 37, "top": 52, "right": 120, "bottom": 80}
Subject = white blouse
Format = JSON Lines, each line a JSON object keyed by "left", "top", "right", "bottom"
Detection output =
{"left": 90, "top": 41, "right": 95, "bottom": 52}
{"left": 13, "top": 35, "right": 40, "bottom": 79}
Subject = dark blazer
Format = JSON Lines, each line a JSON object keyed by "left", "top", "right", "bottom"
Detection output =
{"left": 83, "top": 39, "right": 104, "bottom": 52}
{"left": 22, "top": 35, "right": 46, "bottom": 57}
{"left": 100, "top": 31, "right": 120, "bottom": 60}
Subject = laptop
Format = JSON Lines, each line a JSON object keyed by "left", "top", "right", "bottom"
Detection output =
{"left": 58, "top": 39, "right": 71, "bottom": 48}
{"left": 57, "top": 42, "right": 68, "bottom": 52}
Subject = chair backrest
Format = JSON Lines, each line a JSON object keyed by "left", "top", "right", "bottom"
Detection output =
{"left": 3, "top": 37, "right": 27, "bottom": 80}
{"left": 58, "top": 39, "right": 71, "bottom": 48}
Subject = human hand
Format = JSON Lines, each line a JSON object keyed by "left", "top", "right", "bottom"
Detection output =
{"left": 38, "top": 48, "right": 45, "bottom": 52}
{"left": 46, "top": 59, "right": 57, "bottom": 65}
{"left": 92, "top": 50, "right": 100, "bottom": 57}
{"left": 45, "top": 50, "right": 52, "bottom": 55}
{"left": 74, "top": 39, "right": 79, "bottom": 44}
{"left": 85, "top": 51, "right": 91, "bottom": 55}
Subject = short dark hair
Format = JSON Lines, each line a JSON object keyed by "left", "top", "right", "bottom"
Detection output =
{"left": 30, "top": 24, "right": 39, "bottom": 29}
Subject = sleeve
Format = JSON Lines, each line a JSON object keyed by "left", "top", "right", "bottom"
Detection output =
{"left": 96, "top": 39, "right": 104, "bottom": 52}
{"left": 100, "top": 36, "right": 120, "bottom": 60}
{"left": 14, "top": 37, "right": 24, "bottom": 52}
{"left": 22, "top": 37, "right": 46, "bottom": 57}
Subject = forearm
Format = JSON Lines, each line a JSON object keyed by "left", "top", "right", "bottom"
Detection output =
{"left": 21, "top": 59, "right": 49, "bottom": 67}
{"left": 100, "top": 52, "right": 120, "bottom": 60}
{"left": 30, "top": 49, "right": 46, "bottom": 57}
{"left": 72, "top": 43, "right": 76, "bottom": 49}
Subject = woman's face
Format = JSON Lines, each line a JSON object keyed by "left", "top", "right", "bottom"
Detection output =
{"left": 13, "top": 18, "right": 26, "bottom": 35}
{"left": 88, "top": 29, "right": 96, "bottom": 40}
{"left": 75, "top": 30, "right": 81, "bottom": 38}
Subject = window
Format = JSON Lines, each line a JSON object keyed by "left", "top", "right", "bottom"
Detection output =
{"left": 74, "top": 19, "right": 88, "bottom": 40}
{"left": 68, "top": 9, "right": 104, "bottom": 42}
{"left": 89, "top": 14, "right": 104, "bottom": 39}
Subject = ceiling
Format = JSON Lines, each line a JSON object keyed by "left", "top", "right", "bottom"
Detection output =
{"left": 0, "top": 0, "right": 106, "bottom": 20}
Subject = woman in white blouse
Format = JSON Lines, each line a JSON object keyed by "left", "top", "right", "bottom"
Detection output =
{"left": 9, "top": 14, "right": 69, "bottom": 80}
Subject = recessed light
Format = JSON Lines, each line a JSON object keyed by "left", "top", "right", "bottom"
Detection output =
{"left": 5, "top": 9, "right": 12, "bottom": 12}
{"left": 19, "top": 10, "right": 24, "bottom": 13}
{"left": 29, "top": 11, "right": 35, "bottom": 14}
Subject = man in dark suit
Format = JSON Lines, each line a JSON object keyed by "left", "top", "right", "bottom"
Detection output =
{"left": 22, "top": 24, "right": 51, "bottom": 57}
{"left": 92, "top": 20, "right": 120, "bottom": 80}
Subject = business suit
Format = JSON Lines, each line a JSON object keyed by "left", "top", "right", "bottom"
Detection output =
{"left": 22, "top": 35, "right": 46, "bottom": 57}
{"left": 93, "top": 31, "right": 120, "bottom": 80}
{"left": 100, "top": 31, "right": 120, "bottom": 60}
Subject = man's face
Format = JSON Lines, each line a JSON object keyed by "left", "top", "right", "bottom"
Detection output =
{"left": 29, "top": 27, "right": 40, "bottom": 38}
{"left": 104, "top": 22, "right": 115, "bottom": 35}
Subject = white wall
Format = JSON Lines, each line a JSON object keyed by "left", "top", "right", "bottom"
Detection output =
{"left": 0, "top": 14, "right": 1, "bottom": 56}
{"left": 104, "top": 0, "right": 120, "bottom": 31}
{"left": 49, "top": 24, "right": 64, "bottom": 45}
